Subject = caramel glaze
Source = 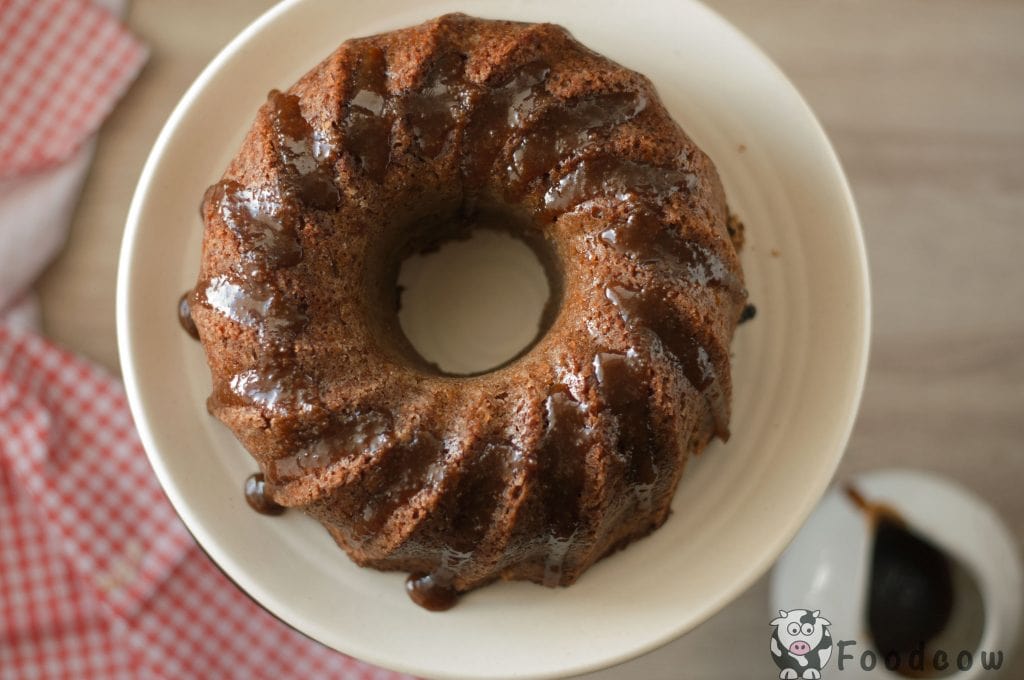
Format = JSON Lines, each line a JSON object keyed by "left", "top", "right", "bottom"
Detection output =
{"left": 406, "top": 572, "right": 460, "bottom": 611}
{"left": 194, "top": 88, "right": 336, "bottom": 415}
{"left": 191, "top": 14, "right": 747, "bottom": 609}
{"left": 178, "top": 291, "right": 199, "bottom": 339}
{"left": 245, "top": 472, "right": 286, "bottom": 516}
{"left": 845, "top": 485, "right": 955, "bottom": 667}
{"left": 535, "top": 389, "right": 589, "bottom": 586}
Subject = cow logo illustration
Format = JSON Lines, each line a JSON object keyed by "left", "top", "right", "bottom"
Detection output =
{"left": 769, "top": 609, "right": 833, "bottom": 679}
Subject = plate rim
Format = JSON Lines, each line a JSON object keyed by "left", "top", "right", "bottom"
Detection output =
{"left": 116, "top": 0, "right": 871, "bottom": 677}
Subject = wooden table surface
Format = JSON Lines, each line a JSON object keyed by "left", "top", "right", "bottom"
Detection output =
{"left": 36, "top": 1, "right": 1024, "bottom": 676}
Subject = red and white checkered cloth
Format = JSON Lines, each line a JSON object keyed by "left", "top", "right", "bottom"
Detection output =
{"left": 0, "top": 0, "right": 147, "bottom": 178}
{"left": 0, "top": 325, "right": 412, "bottom": 679}
{"left": 0, "top": 2, "right": 411, "bottom": 677}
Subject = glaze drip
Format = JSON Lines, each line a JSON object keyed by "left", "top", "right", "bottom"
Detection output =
{"left": 267, "top": 90, "right": 340, "bottom": 209}
{"left": 220, "top": 361, "right": 317, "bottom": 415}
{"left": 605, "top": 285, "right": 728, "bottom": 438}
{"left": 396, "top": 52, "right": 473, "bottom": 158}
{"left": 544, "top": 155, "right": 697, "bottom": 214}
{"left": 446, "top": 443, "right": 519, "bottom": 553}
{"left": 271, "top": 411, "right": 392, "bottom": 482}
{"left": 600, "top": 209, "right": 744, "bottom": 295}
{"left": 460, "top": 61, "right": 550, "bottom": 185}
{"left": 244, "top": 473, "right": 286, "bottom": 516}
{"left": 197, "top": 89, "right": 343, "bottom": 416}
{"left": 406, "top": 545, "right": 472, "bottom": 611}
{"left": 177, "top": 291, "right": 199, "bottom": 339}
{"left": 210, "top": 181, "right": 302, "bottom": 269}
{"left": 347, "top": 431, "right": 443, "bottom": 541}
{"left": 537, "top": 389, "right": 589, "bottom": 585}
{"left": 595, "top": 351, "right": 658, "bottom": 513}
{"left": 405, "top": 571, "right": 459, "bottom": 611}
{"left": 508, "top": 92, "right": 647, "bottom": 187}
{"left": 343, "top": 45, "right": 391, "bottom": 181}
{"left": 202, "top": 273, "right": 306, "bottom": 333}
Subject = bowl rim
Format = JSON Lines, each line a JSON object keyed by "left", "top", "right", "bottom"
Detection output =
{"left": 116, "top": 0, "right": 871, "bottom": 677}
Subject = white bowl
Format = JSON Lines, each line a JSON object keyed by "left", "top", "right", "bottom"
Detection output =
{"left": 116, "top": 1, "right": 870, "bottom": 678}
{"left": 771, "top": 469, "right": 1023, "bottom": 679}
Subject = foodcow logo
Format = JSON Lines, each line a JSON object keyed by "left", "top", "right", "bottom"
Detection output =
{"left": 769, "top": 609, "right": 833, "bottom": 679}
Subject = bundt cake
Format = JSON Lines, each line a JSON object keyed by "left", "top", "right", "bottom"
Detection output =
{"left": 184, "top": 13, "right": 748, "bottom": 610}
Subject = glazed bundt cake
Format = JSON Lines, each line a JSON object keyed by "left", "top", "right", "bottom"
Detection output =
{"left": 185, "top": 13, "right": 747, "bottom": 610}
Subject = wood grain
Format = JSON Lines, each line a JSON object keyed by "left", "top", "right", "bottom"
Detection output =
{"left": 35, "top": 1, "right": 1024, "bottom": 675}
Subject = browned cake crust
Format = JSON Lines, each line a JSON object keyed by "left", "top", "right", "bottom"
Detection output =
{"left": 188, "top": 13, "right": 747, "bottom": 609}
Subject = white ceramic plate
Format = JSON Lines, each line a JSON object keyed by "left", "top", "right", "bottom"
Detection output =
{"left": 117, "top": 1, "right": 870, "bottom": 678}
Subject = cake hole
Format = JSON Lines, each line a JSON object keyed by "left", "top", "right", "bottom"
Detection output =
{"left": 397, "top": 228, "right": 552, "bottom": 375}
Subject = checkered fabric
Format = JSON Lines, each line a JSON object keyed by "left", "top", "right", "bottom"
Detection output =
{"left": 0, "top": 0, "right": 147, "bottom": 178}
{"left": 0, "top": 325, "right": 411, "bottom": 679}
